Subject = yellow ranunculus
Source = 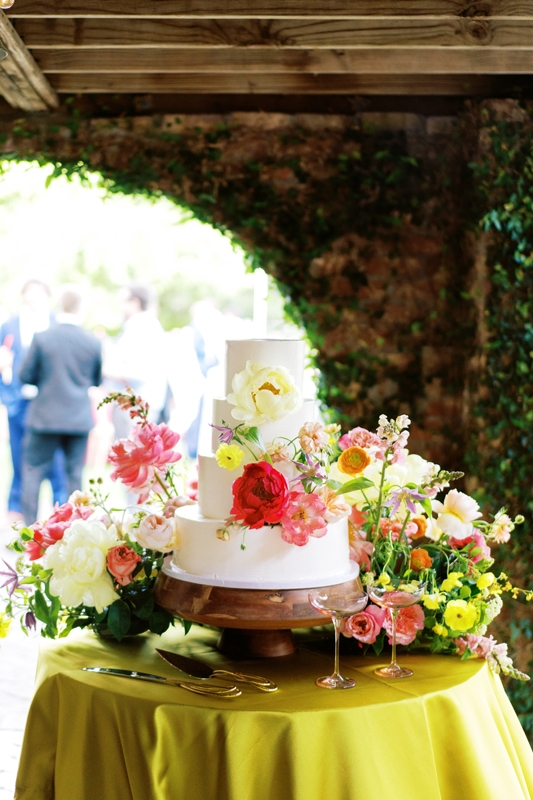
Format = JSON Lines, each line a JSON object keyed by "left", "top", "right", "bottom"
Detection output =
{"left": 432, "top": 623, "right": 448, "bottom": 637}
{"left": 0, "top": 612, "right": 11, "bottom": 638}
{"left": 476, "top": 572, "right": 495, "bottom": 591}
{"left": 443, "top": 599, "right": 478, "bottom": 632}
{"left": 423, "top": 592, "right": 445, "bottom": 610}
{"left": 441, "top": 572, "right": 463, "bottom": 593}
{"left": 215, "top": 443, "right": 246, "bottom": 471}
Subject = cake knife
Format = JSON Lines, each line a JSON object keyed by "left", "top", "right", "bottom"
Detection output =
{"left": 82, "top": 667, "right": 242, "bottom": 697}
{"left": 155, "top": 649, "right": 278, "bottom": 692}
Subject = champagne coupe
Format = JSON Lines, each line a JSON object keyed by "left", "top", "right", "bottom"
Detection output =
{"left": 367, "top": 581, "right": 426, "bottom": 679}
{"left": 308, "top": 586, "right": 368, "bottom": 689}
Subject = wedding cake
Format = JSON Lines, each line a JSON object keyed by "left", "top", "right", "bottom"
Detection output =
{"left": 166, "top": 339, "right": 356, "bottom": 589}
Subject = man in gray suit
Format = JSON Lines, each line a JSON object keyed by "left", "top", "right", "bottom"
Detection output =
{"left": 19, "top": 287, "right": 102, "bottom": 525}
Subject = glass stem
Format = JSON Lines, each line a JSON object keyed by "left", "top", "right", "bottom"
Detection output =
{"left": 333, "top": 616, "right": 341, "bottom": 678}
{"left": 391, "top": 609, "right": 398, "bottom": 668}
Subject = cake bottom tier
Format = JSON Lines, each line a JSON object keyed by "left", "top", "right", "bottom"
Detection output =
{"left": 172, "top": 505, "right": 356, "bottom": 589}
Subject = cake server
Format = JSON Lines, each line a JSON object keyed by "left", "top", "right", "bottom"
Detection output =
{"left": 82, "top": 667, "right": 242, "bottom": 697}
{"left": 155, "top": 649, "right": 278, "bottom": 692}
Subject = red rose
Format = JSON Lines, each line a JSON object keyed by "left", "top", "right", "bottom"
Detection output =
{"left": 230, "top": 462, "right": 289, "bottom": 529}
{"left": 106, "top": 545, "right": 142, "bottom": 586}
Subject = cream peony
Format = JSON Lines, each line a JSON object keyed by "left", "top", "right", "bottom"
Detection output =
{"left": 44, "top": 520, "right": 120, "bottom": 613}
{"left": 432, "top": 489, "right": 482, "bottom": 541}
{"left": 330, "top": 453, "right": 433, "bottom": 509}
{"left": 227, "top": 361, "right": 302, "bottom": 426}
{"left": 134, "top": 513, "right": 177, "bottom": 552}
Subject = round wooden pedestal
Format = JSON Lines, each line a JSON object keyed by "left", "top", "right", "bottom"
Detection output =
{"left": 154, "top": 571, "right": 363, "bottom": 658}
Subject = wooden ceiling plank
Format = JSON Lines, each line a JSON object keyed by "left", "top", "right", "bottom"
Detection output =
{"left": 16, "top": 17, "right": 533, "bottom": 49}
{"left": 34, "top": 47, "right": 533, "bottom": 75}
{"left": 47, "top": 72, "right": 530, "bottom": 95}
{"left": 8, "top": 0, "right": 533, "bottom": 19}
{"left": 0, "top": 11, "right": 58, "bottom": 109}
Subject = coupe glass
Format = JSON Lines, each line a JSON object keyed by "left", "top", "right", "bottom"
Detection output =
{"left": 367, "top": 581, "right": 425, "bottom": 679}
{"left": 308, "top": 586, "right": 368, "bottom": 689}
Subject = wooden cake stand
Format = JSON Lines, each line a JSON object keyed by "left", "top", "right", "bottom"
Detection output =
{"left": 154, "top": 569, "right": 363, "bottom": 658}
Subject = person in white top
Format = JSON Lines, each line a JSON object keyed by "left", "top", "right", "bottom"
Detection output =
{"left": 103, "top": 284, "right": 169, "bottom": 439}
{"left": 0, "top": 280, "right": 66, "bottom": 523}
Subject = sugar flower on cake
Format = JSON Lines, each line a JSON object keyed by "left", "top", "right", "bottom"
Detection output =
{"left": 279, "top": 490, "right": 328, "bottom": 546}
{"left": 227, "top": 361, "right": 302, "bottom": 427}
{"left": 44, "top": 520, "right": 120, "bottom": 613}
{"left": 230, "top": 462, "right": 290, "bottom": 529}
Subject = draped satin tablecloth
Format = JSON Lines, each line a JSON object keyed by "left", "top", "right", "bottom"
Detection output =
{"left": 14, "top": 625, "right": 533, "bottom": 800}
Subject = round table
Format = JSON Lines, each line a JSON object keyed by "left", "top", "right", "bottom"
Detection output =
{"left": 14, "top": 626, "right": 533, "bottom": 800}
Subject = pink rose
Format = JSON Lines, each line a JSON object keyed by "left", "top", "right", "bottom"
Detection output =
{"left": 25, "top": 502, "right": 93, "bottom": 561}
{"left": 448, "top": 530, "right": 491, "bottom": 564}
{"left": 384, "top": 604, "right": 425, "bottom": 645}
{"left": 342, "top": 604, "right": 386, "bottom": 644}
{"left": 107, "top": 545, "right": 141, "bottom": 586}
{"left": 339, "top": 427, "right": 381, "bottom": 451}
{"left": 135, "top": 513, "right": 176, "bottom": 552}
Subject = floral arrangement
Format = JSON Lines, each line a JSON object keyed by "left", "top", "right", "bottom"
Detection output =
{"left": 0, "top": 391, "right": 194, "bottom": 642}
{"left": 212, "top": 386, "right": 531, "bottom": 679}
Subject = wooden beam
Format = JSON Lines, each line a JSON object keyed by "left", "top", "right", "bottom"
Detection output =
{"left": 34, "top": 47, "right": 533, "bottom": 75}
{"left": 48, "top": 72, "right": 532, "bottom": 95}
{"left": 0, "top": 11, "right": 58, "bottom": 110}
{"left": 8, "top": 1, "right": 533, "bottom": 20}
{"left": 15, "top": 17, "right": 533, "bottom": 49}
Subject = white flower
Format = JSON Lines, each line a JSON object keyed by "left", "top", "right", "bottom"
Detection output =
{"left": 330, "top": 453, "right": 431, "bottom": 509}
{"left": 44, "top": 520, "right": 120, "bottom": 613}
{"left": 424, "top": 517, "right": 443, "bottom": 542}
{"left": 432, "top": 489, "right": 482, "bottom": 541}
{"left": 133, "top": 513, "right": 177, "bottom": 552}
{"left": 227, "top": 361, "right": 302, "bottom": 426}
{"left": 490, "top": 509, "right": 514, "bottom": 544}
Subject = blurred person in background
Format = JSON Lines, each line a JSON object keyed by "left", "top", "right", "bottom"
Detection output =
{"left": 19, "top": 286, "right": 102, "bottom": 525}
{"left": 0, "top": 280, "right": 66, "bottom": 524}
{"left": 103, "top": 284, "right": 169, "bottom": 438}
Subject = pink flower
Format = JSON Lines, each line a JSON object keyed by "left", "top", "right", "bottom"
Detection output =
{"left": 106, "top": 545, "right": 141, "bottom": 586}
{"left": 316, "top": 486, "right": 351, "bottom": 522}
{"left": 280, "top": 491, "right": 328, "bottom": 547}
{"left": 108, "top": 422, "right": 181, "bottom": 493}
{"left": 378, "top": 518, "right": 418, "bottom": 542}
{"left": 342, "top": 604, "right": 386, "bottom": 644}
{"left": 448, "top": 530, "right": 491, "bottom": 564}
{"left": 348, "top": 527, "right": 374, "bottom": 569}
{"left": 339, "top": 427, "right": 381, "bottom": 452}
{"left": 135, "top": 513, "right": 176, "bottom": 552}
{"left": 384, "top": 604, "right": 425, "bottom": 645}
{"left": 25, "top": 502, "right": 93, "bottom": 560}
{"left": 454, "top": 634, "right": 496, "bottom": 659}
{"left": 298, "top": 422, "right": 329, "bottom": 454}
{"left": 163, "top": 496, "right": 195, "bottom": 518}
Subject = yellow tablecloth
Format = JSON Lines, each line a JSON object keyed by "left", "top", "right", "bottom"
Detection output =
{"left": 15, "top": 625, "right": 533, "bottom": 800}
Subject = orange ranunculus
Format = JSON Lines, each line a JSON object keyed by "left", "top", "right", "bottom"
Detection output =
{"left": 337, "top": 446, "right": 371, "bottom": 476}
{"left": 410, "top": 547, "right": 433, "bottom": 572}
{"left": 410, "top": 517, "right": 428, "bottom": 541}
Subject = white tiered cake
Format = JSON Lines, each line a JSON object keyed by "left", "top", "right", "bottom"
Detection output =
{"left": 165, "top": 339, "right": 356, "bottom": 589}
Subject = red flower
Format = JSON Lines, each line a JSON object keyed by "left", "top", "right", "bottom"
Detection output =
{"left": 107, "top": 545, "right": 142, "bottom": 586}
{"left": 25, "top": 502, "right": 93, "bottom": 561}
{"left": 230, "top": 462, "right": 289, "bottom": 530}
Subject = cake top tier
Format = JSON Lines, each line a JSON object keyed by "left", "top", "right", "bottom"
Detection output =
{"left": 224, "top": 338, "right": 305, "bottom": 397}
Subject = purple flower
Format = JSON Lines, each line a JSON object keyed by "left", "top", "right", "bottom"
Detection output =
{"left": 292, "top": 455, "right": 326, "bottom": 484}
{"left": 0, "top": 559, "right": 20, "bottom": 598}
{"left": 383, "top": 488, "right": 428, "bottom": 516}
{"left": 24, "top": 611, "right": 37, "bottom": 632}
{"left": 209, "top": 424, "right": 234, "bottom": 444}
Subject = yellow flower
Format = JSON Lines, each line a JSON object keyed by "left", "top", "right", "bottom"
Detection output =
{"left": 376, "top": 573, "right": 391, "bottom": 587}
{"left": 444, "top": 599, "right": 478, "bottom": 632}
{"left": 0, "top": 612, "right": 11, "bottom": 638}
{"left": 423, "top": 592, "right": 445, "bottom": 610}
{"left": 441, "top": 572, "right": 464, "bottom": 593}
{"left": 227, "top": 361, "right": 302, "bottom": 426}
{"left": 476, "top": 572, "right": 495, "bottom": 591}
{"left": 215, "top": 443, "right": 245, "bottom": 471}
{"left": 433, "top": 623, "right": 448, "bottom": 638}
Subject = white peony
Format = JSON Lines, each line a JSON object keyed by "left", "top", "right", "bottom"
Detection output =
{"left": 44, "top": 520, "right": 120, "bottom": 613}
{"left": 227, "top": 361, "right": 302, "bottom": 426}
{"left": 432, "top": 489, "right": 482, "bottom": 541}
{"left": 330, "top": 453, "right": 432, "bottom": 509}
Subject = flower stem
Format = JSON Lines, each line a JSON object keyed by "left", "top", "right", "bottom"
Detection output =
{"left": 154, "top": 471, "right": 172, "bottom": 499}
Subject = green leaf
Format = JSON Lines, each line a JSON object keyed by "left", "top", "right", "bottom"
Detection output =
{"left": 420, "top": 498, "right": 434, "bottom": 518}
{"left": 106, "top": 600, "right": 131, "bottom": 642}
{"left": 149, "top": 608, "right": 173, "bottom": 635}
{"left": 32, "top": 590, "right": 50, "bottom": 625}
{"left": 243, "top": 426, "right": 265, "bottom": 450}
{"left": 326, "top": 480, "right": 342, "bottom": 490}
{"left": 336, "top": 477, "right": 374, "bottom": 495}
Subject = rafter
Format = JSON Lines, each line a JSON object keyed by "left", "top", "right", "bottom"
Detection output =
{"left": 0, "top": 10, "right": 58, "bottom": 110}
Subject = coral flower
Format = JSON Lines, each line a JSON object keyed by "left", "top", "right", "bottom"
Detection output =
{"left": 342, "top": 604, "right": 386, "bottom": 644}
{"left": 410, "top": 516, "right": 428, "bottom": 540}
{"left": 410, "top": 548, "right": 433, "bottom": 572}
{"left": 384, "top": 604, "right": 425, "bottom": 645}
{"left": 109, "top": 422, "right": 181, "bottom": 495}
{"left": 280, "top": 491, "right": 328, "bottom": 546}
{"left": 337, "top": 446, "right": 371, "bottom": 476}
{"left": 338, "top": 427, "right": 381, "bottom": 452}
